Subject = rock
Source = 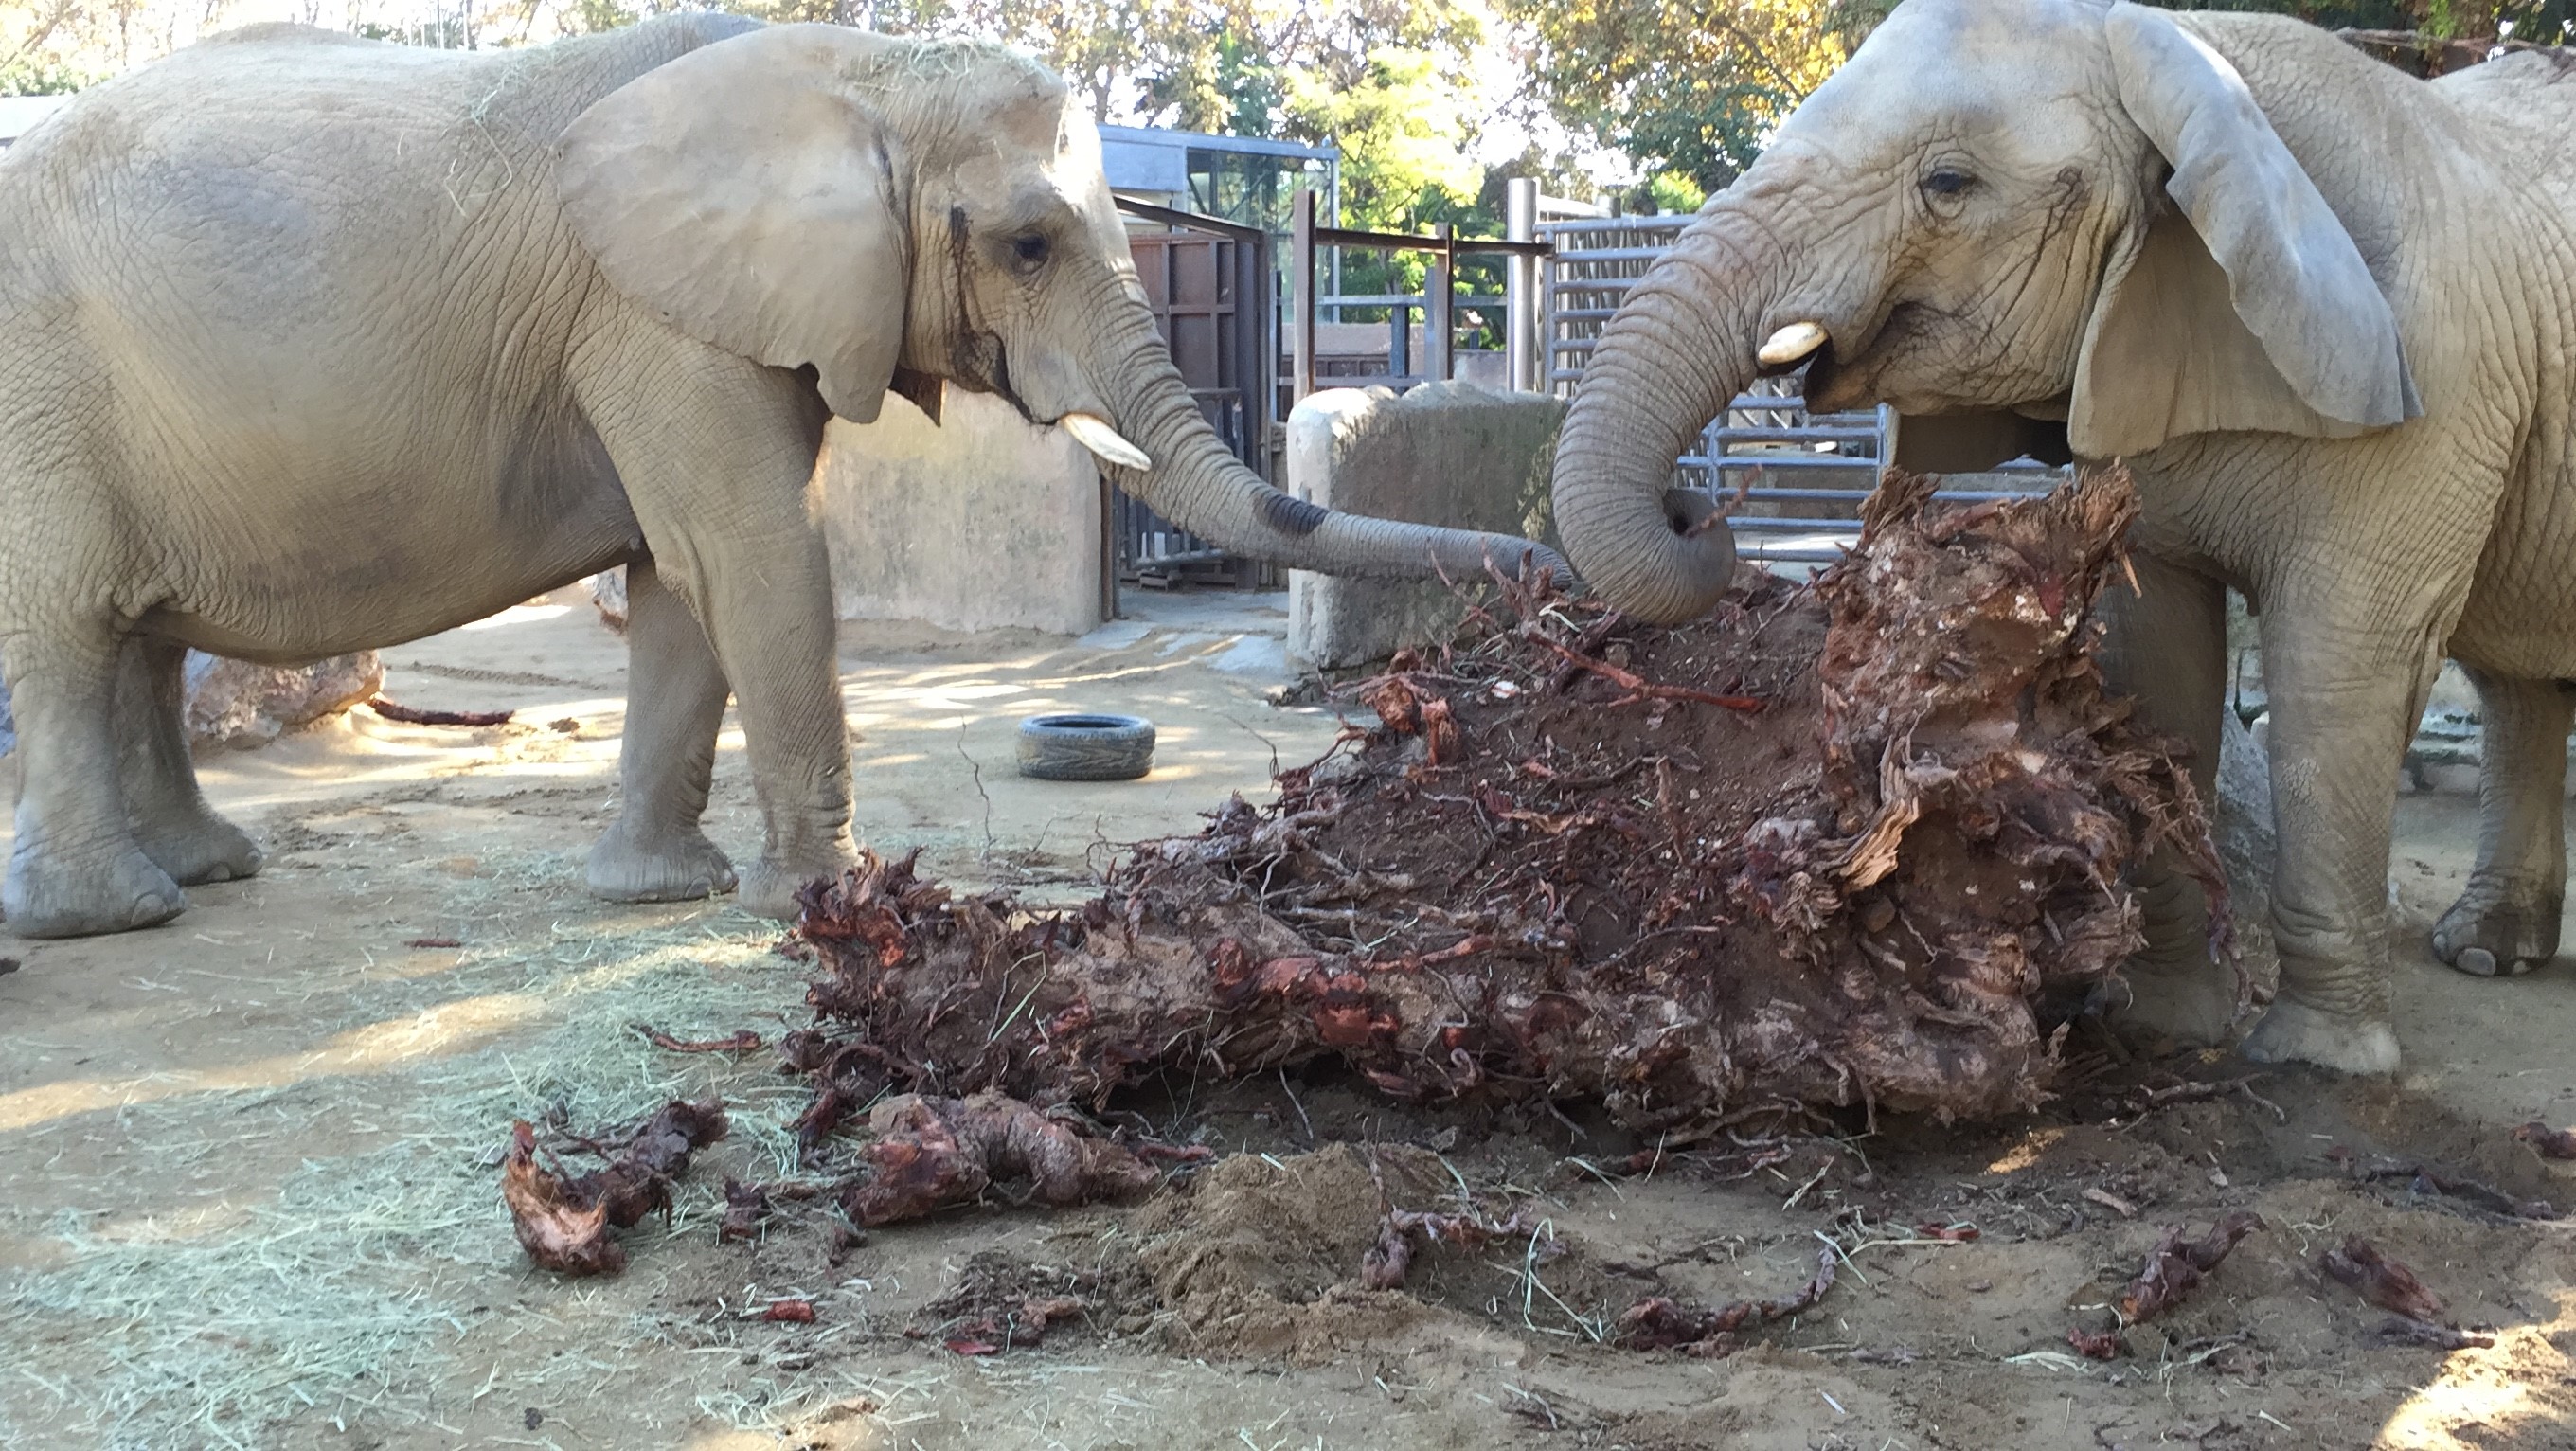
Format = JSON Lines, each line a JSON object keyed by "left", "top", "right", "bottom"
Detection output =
{"left": 0, "top": 651, "right": 382, "bottom": 759}
{"left": 185, "top": 652, "right": 385, "bottom": 751}
{"left": 588, "top": 568, "right": 629, "bottom": 633}
{"left": 2216, "top": 708, "right": 2279, "bottom": 993}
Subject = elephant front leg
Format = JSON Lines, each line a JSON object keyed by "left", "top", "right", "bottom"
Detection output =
{"left": 116, "top": 636, "right": 264, "bottom": 887}
{"left": 2430, "top": 668, "right": 2572, "bottom": 977}
{"left": 2091, "top": 553, "right": 2242, "bottom": 1046}
{"left": 2235, "top": 608, "right": 2435, "bottom": 1076}
{"left": 579, "top": 349, "right": 857, "bottom": 921}
{"left": 586, "top": 559, "right": 740, "bottom": 905}
{"left": 5, "top": 623, "right": 186, "bottom": 937}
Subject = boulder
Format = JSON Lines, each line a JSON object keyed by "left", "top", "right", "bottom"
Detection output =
{"left": 0, "top": 651, "right": 383, "bottom": 759}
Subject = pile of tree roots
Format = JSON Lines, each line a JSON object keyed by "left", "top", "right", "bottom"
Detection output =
{"left": 762, "top": 467, "right": 2229, "bottom": 1227}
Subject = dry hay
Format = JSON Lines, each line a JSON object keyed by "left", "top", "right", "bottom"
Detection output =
{"left": 0, "top": 910, "right": 812, "bottom": 1448}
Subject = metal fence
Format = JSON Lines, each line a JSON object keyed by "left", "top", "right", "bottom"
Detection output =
{"left": 1536, "top": 217, "right": 2063, "bottom": 568}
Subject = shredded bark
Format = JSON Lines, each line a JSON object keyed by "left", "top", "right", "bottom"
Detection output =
{"left": 1615, "top": 1244, "right": 1838, "bottom": 1355}
{"left": 2320, "top": 1236, "right": 2448, "bottom": 1323}
{"left": 775, "top": 471, "right": 2227, "bottom": 1159}
{"left": 2117, "top": 1212, "right": 2264, "bottom": 1323}
{"left": 760, "top": 1299, "right": 816, "bottom": 1323}
{"left": 837, "top": 1092, "right": 1163, "bottom": 1227}
{"left": 2515, "top": 1120, "right": 2576, "bottom": 1160}
{"left": 500, "top": 1099, "right": 729, "bottom": 1275}
{"left": 632, "top": 1023, "right": 764, "bottom": 1054}
{"left": 1360, "top": 1206, "right": 1536, "bottom": 1291}
{"left": 2376, "top": 1315, "right": 2494, "bottom": 1351}
{"left": 368, "top": 697, "right": 514, "bottom": 726}
{"left": 718, "top": 1178, "right": 771, "bottom": 1245}
{"left": 2066, "top": 1326, "right": 2123, "bottom": 1360}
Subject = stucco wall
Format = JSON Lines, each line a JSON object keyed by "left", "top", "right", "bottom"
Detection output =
{"left": 1285, "top": 382, "right": 1565, "bottom": 670}
{"left": 819, "top": 388, "right": 1105, "bottom": 637}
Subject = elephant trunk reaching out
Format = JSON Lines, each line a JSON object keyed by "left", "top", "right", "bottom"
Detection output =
{"left": 1091, "top": 307, "right": 1565, "bottom": 584}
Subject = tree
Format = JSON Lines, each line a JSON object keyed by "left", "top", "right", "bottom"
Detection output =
{"left": 1505, "top": 0, "right": 1848, "bottom": 197}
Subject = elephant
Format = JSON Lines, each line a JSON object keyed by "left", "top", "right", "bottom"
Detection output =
{"left": 0, "top": 17, "right": 1561, "bottom": 940}
{"left": 1547, "top": 0, "right": 2576, "bottom": 1075}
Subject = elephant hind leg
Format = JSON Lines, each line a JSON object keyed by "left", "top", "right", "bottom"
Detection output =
{"left": 2431, "top": 668, "right": 2572, "bottom": 978}
{"left": 4, "top": 617, "right": 185, "bottom": 938}
{"left": 585, "top": 558, "right": 740, "bottom": 904}
{"left": 116, "top": 637, "right": 264, "bottom": 887}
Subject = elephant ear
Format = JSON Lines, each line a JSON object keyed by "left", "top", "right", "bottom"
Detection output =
{"left": 556, "top": 24, "right": 909, "bottom": 425}
{"left": 2073, "top": 3, "right": 2420, "bottom": 457}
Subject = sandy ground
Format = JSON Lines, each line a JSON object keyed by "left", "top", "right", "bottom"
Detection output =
{"left": 5, "top": 588, "right": 2576, "bottom": 1451}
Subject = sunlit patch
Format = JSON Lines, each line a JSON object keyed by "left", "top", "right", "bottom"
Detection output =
{"left": 458, "top": 604, "right": 571, "bottom": 630}
{"left": 1984, "top": 1126, "right": 2067, "bottom": 1174}
{"left": 2377, "top": 1293, "right": 2576, "bottom": 1448}
{"left": 0, "top": 992, "right": 543, "bottom": 1133}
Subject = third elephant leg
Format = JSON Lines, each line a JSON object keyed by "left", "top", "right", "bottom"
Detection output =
{"left": 586, "top": 558, "right": 741, "bottom": 903}
{"left": 2431, "top": 668, "right": 2574, "bottom": 977}
{"left": 116, "top": 636, "right": 265, "bottom": 887}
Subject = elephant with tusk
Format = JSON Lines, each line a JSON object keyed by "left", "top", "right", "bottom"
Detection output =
{"left": 1549, "top": 0, "right": 2576, "bottom": 1075}
{"left": 0, "top": 17, "right": 1564, "bottom": 940}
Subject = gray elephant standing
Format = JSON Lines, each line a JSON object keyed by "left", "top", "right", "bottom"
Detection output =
{"left": 1548, "top": 0, "right": 2576, "bottom": 1074}
{"left": 0, "top": 17, "right": 1557, "bottom": 939}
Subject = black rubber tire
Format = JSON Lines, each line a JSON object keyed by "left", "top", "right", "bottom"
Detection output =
{"left": 1016, "top": 712, "right": 1156, "bottom": 781}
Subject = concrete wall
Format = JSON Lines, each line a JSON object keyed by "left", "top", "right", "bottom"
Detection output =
{"left": 1285, "top": 381, "right": 1565, "bottom": 670}
{"left": 819, "top": 388, "right": 1105, "bottom": 637}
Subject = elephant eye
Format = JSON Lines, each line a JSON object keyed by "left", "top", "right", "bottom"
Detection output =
{"left": 1921, "top": 169, "right": 1977, "bottom": 198}
{"left": 1011, "top": 231, "right": 1052, "bottom": 271}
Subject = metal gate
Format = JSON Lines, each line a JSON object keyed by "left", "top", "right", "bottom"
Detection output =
{"left": 1118, "top": 201, "right": 1277, "bottom": 588}
{"left": 1538, "top": 217, "right": 2060, "bottom": 567}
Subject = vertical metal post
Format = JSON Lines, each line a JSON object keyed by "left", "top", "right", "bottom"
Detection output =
{"left": 1290, "top": 188, "right": 1316, "bottom": 403}
{"left": 1425, "top": 223, "right": 1454, "bottom": 384}
{"left": 1505, "top": 177, "right": 1538, "bottom": 393}
{"left": 1388, "top": 303, "right": 1410, "bottom": 379}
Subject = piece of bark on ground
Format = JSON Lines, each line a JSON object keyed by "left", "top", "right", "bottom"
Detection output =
{"left": 370, "top": 697, "right": 513, "bottom": 726}
{"left": 2320, "top": 1236, "right": 2448, "bottom": 1323}
{"left": 779, "top": 470, "right": 2230, "bottom": 1155}
{"left": 2514, "top": 1121, "right": 2576, "bottom": 1160}
{"left": 838, "top": 1092, "right": 1163, "bottom": 1227}
{"left": 1616, "top": 1244, "right": 1838, "bottom": 1355}
{"left": 502, "top": 1099, "right": 729, "bottom": 1275}
{"left": 2118, "top": 1212, "right": 2264, "bottom": 1323}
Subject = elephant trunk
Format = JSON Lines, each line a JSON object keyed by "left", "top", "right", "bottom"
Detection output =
{"left": 1550, "top": 202, "right": 1786, "bottom": 624}
{"left": 1093, "top": 311, "right": 1568, "bottom": 584}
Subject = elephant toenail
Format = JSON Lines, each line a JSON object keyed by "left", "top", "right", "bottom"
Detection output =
{"left": 2457, "top": 946, "right": 2499, "bottom": 976}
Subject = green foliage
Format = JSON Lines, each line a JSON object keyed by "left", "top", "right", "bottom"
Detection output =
{"left": 1644, "top": 170, "right": 1705, "bottom": 215}
{"left": 0, "top": 60, "right": 96, "bottom": 95}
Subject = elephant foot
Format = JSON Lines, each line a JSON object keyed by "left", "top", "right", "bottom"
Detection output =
{"left": 4, "top": 844, "right": 186, "bottom": 939}
{"left": 739, "top": 848, "right": 861, "bottom": 921}
{"left": 586, "top": 826, "right": 740, "bottom": 904}
{"left": 135, "top": 812, "right": 266, "bottom": 887}
{"left": 2238, "top": 997, "right": 2400, "bottom": 1076}
{"left": 2108, "top": 958, "right": 2242, "bottom": 1049}
{"left": 2431, "top": 888, "right": 2560, "bottom": 978}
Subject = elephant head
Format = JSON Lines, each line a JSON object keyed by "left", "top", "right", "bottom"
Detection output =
{"left": 551, "top": 22, "right": 1559, "bottom": 583}
{"left": 1550, "top": 0, "right": 2421, "bottom": 622}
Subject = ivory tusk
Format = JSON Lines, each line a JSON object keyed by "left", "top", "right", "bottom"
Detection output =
{"left": 1757, "top": 321, "right": 1830, "bottom": 367}
{"left": 1060, "top": 412, "right": 1153, "bottom": 471}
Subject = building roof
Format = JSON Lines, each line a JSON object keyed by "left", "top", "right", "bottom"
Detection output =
{"left": 1096, "top": 123, "right": 1334, "bottom": 194}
